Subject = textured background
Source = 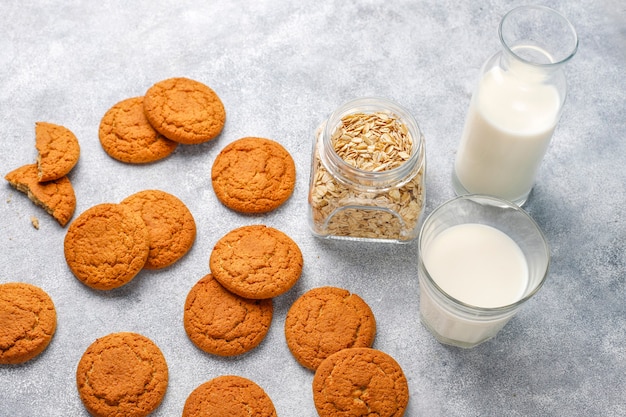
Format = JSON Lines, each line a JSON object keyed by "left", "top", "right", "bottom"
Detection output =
{"left": 1, "top": 0, "right": 624, "bottom": 416}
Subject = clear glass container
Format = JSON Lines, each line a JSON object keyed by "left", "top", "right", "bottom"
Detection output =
{"left": 452, "top": 5, "right": 578, "bottom": 206}
{"left": 418, "top": 194, "right": 550, "bottom": 348}
{"left": 308, "top": 97, "right": 426, "bottom": 243}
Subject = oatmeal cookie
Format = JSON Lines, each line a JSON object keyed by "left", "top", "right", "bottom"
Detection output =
{"left": 211, "top": 137, "right": 296, "bottom": 213}
{"left": 184, "top": 274, "right": 273, "bottom": 356}
{"left": 143, "top": 77, "right": 225, "bottom": 144}
{"left": 35, "top": 121, "right": 80, "bottom": 182}
{"left": 0, "top": 282, "right": 56, "bottom": 364}
{"left": 121, "top": 190, "right": 196, "bottom": 269}
{"left": 209, "top": 225, "right": 303, "bottom": 299}
{"left": 5, "top": 163, "right": 76, "bottom": 227}
{"left": 183, "top": 375, "right": 276, "bottom": 417}
{"left": 64, "top": 203, "right": 149, "bottom": 290}
{"left": 313, "top": 347, "right": 409, "bottom": 417}
{"left": 285, "top": 286, "right": 376, "bottom": 370}
{"left": 99, "top": 96, "right": 178, "bottom": 163}
{"left": 76, "top": 332, "right": 168, "bottom": 417}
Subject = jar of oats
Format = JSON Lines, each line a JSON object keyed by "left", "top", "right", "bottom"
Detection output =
{"left": 308, "top": 97, "right": 426, "bottom": 242}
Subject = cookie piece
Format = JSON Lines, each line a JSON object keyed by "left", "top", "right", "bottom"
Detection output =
{"left": 35, "top": 121, "right": 80, "bottom": 182}
{"left": 99, "top": 96, "right": 178, "bottom": 163}
{"left": 209, "top": 225, "right": 303, "bottom": 299}
{"left": 0, "top": 282, "right": 57, "bottom": 364}
{"left": 211, "top": 137, "right": 296, "bottom": 213}
{"left": 313, "top": 348, "right": 409, "bottom": 417}
{"left": 143, "top": 77, "right": 225, "bottom": 144}
{"left": 183, "top": 375, "right": 277, "bottom": 417}
{"left": 121, "top": 190, "right": 196, "bottom": 269}
{"left": 184, "top": 274, "right": 273, "bottom": 356}
{"left": 64, "top": 203, "right": 149, "bottom": 290}
{"left": 5, "top": 163, "right": 76, "bottom": 226}
{"left": 285, "top": 286, "right": 376, "bottom": 370}
{"left": 76, "top": 332, "right": 168, "bottom": 417}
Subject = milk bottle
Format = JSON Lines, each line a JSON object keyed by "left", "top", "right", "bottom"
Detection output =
{"left": 452, "top": 6, "right": 578, "bottom": 205}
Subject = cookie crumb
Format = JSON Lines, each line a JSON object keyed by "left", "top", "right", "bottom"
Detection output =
{"left": 31, "top": 216, "right": 39, "bottom": 229}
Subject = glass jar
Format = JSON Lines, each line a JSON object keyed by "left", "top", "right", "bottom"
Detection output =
{"left": 452, "top": 5, "right": 578, "bottom": 206}
{"left": 308, "top": 97, "right": 426, "bottom": 243}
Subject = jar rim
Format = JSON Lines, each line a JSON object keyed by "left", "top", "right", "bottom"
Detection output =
{"left": 321, "top": 96, "right": 424, "bottom": 186}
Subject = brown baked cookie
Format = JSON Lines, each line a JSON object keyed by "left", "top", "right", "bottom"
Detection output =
{"left": 0, "top": 282, "right": 57, "bottom": 364}
{"left": 312, "top": 347, "right": 410, "bottom": 417}
{"left": 184, "top": 274, "right": 273, "bottom": 356}
{"left": 35, "top": 121, "right": 80, "bottom": 182}
{"left": 99, "top": 96, "right": 178, "bottom": 163}
{"left": 64, "top": 203, "right": 149, "bottom": 290}
{"left": 285, "top": 286, "right": 376, "bottom": 370}
{"left": 121, "top": 189, "right": 196, "bottom": 269}
{"left": 209, "top": 225, "right": 303, "bottom": 299}
{"left": 143, "top": 77, "right": 225, "bottom": 144}
{"left": 76, "top": 332, "right": 168, "bottom": 417}
{"left": 5, "top": 163, "right": 76, "bottom": 227}
{"left": 211, "top": 137, "right": 296, "bottom": 213}
{"left": 182, "top": 375, "right": 277, "bottom": 417}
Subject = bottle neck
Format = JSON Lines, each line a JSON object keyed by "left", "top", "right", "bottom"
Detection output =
{"left": 499, "top": 45, "right": 564, "bottom": 82}
{"left": 497, "top": 6, "right": 577, "bottom": 81}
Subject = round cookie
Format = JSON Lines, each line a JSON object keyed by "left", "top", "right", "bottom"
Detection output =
{"left": 99, "top": 96, "right": 178, "bottom": 163}
{"left": 312, "top": 348, "right": 409, "bottom": 417}
{"left": 64, "top": 203, "right": 150, "bottom": 290}
{"left": 211, "top": 137, "right": 296, "bottom": 213}
{"left": 143, "top": 77, "right": 225, "bottom": 144}
{"left": 183, "top": 375, "right": 277, "bottom": 417}
{"left": 35, "top": 121, "right": 80, "bottom": 182}
{"left": 0, "top": 282, "right": 57, "bottom": 364}
{"left": 209, "top": 225, "right": 303, "bottom": 299}
{"left": 5, "top": 163, "right": 76, "bottom": 227}
{"left": 285, "top": 286, "right": 376, "bottom": 370}
{"left": 76, "top": 332, "right": 168, "bottom": 417}
{"left": 184, "top": 274, "right": 273, "bottom": 356}
{"left": 121, "top": 189, "right": 196, "bottom": 269}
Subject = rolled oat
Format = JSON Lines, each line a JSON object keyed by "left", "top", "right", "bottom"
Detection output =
{"left": 308, "top": 98, "right": 426, "bottom": 242}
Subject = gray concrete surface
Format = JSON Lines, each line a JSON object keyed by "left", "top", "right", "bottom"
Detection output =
{"left": 1, "top": 0, "right": 624, "bottom": 416}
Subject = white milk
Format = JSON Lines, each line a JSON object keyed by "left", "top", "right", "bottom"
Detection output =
{"left": 419, "top": 223, "right": 529, "bottom": 346}
{"left": 454, "top": 65, "right": 561, "bottom": 202}
{"left": 423, "top": 223, "right": 528, "bottom": 308}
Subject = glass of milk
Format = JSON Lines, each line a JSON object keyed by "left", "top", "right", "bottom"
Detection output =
{"left": 417, "top": 195, "right": 550, "bottom": 348}
{"left": 452, "top": 6, "right": 578, "bottom": 206}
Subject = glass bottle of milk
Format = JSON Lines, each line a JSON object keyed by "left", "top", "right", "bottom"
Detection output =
{"left": 453, "top": 6, "right": 578, "bottom": 205}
